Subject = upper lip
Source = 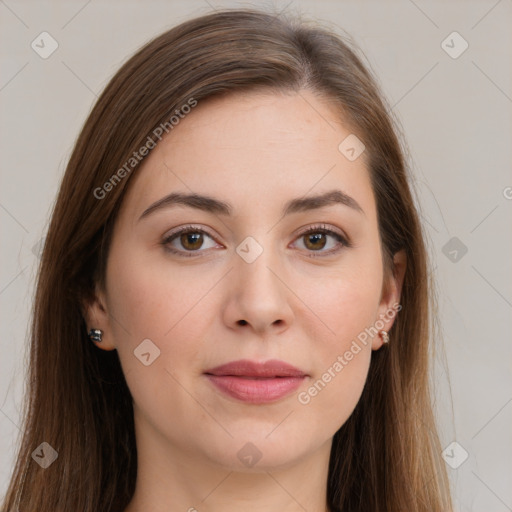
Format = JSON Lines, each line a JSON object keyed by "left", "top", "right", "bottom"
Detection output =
{"left": 204, "top": 359, "right": 307, "bottom": 378}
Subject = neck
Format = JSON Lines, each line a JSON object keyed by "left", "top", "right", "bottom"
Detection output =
{"left": 124, "top": 410, "right": 332, "bottom": 512}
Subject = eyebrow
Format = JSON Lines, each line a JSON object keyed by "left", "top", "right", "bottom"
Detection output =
{"left": 138, "top": 189, "right": 365, "bottom": 221}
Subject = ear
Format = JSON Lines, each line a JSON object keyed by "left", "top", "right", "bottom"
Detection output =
{"left": 372, "top": 249, "right": 407, "bottom": 350}
{"left": 81, "top": 284, "right": 117, "bottom": 351}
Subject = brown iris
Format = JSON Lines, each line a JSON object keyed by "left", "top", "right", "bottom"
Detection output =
{"left": 180, "top": 232, "right": 204, "bottom": 250}
{"left": 303, "top": 232, "right": 327, "bottom": 251}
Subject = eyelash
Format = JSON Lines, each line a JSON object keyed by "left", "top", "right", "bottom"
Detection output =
{"left": 161, "top": 223, "right": 351, "bottom": 258}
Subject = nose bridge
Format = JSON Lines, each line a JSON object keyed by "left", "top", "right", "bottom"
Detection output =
{"left": 226, "top": 233, "right": 293, "bottom": 332}
{"left": 234, "top": 234, "right": 281, "bottom": 294}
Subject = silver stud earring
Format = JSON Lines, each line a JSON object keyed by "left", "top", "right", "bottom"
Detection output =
{"left": 88, "top": 328, "right": 103, "bottom": 343}
{"left": 380, "top": 330, "right": 390, "bottom": 344}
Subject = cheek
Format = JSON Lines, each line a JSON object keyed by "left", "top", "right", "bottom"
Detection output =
{"left": 295, "top": 279, "right": 377, "bottom": 427}
{"left": 294, "top": 254, "right": 382, "bottom": 423}
{"left": 106, "top": 248, "right": 206, "bottom": 339}
{"left": 104, "top": 253, "right": 211, "bottom": 411}
{"left": 303, "top": 251, "right": 383, "bottom": 347}
{"left": 298, "top": 347, "right": 371, "bottom": 431}
{"left": 105, "top": 248, "right": 222, "bottom": 381}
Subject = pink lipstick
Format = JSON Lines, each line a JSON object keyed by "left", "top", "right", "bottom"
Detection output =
{"left": 204, "top": 359, "right": 308, "bottom": 404}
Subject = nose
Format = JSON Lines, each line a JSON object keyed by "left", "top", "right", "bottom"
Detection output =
{"left": 222, "top": 244, "right": 294, "bottom": 336}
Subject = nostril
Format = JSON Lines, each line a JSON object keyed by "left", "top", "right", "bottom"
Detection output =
{"left": 238, "top": 320, "right": 248, "bottom": 325}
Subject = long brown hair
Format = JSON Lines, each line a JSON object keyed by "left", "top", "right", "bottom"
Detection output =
{"left": 1, "top": 7, "right": 453, "bottom": 511}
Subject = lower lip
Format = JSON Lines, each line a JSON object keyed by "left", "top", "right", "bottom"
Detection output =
{"left": 205, "top": 375, "right": 306, "bottom": 404}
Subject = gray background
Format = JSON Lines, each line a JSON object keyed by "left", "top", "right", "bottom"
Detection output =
{"left": 1, "top": 1, "right": 511, "bottom": 510}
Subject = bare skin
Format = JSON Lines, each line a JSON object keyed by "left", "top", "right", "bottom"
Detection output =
{"left": 84, "top": 89, "right": 406, "bottom": 512}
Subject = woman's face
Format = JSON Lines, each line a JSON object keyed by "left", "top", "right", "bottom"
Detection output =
{"left": 88, "top": 89, "right": 404, "bottom": 470}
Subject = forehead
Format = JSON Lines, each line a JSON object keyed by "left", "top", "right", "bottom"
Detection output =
{"left": 120, "top": 89, "right": 375, "bottom": 222}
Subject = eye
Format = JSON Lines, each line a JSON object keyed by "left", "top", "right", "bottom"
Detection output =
{"left": 162, "top": 225, "right": 221, "bottom": 257}
{"left": 292, "top": 224, "right": 350, "bottom": 257}
{"left": 161, "top": 223, "right": 350, "bottom": 258}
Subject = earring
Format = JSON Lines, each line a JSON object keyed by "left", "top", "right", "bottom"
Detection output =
{"left": 88, "top": 328, "right": 103, "bottom": 343}
{"left": 380, "top": 330, "right": 390, "bottom": 344}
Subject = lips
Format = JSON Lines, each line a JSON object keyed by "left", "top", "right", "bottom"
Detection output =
{"left": 204, "top": 359, "right": 307, "bottom": 378}
{"left": 204, "top": 359, "right": 308, "bottom": 404}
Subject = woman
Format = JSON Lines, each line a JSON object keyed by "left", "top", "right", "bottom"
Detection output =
{"left": 1, "top": 8, "right": 453, "bottom": 512}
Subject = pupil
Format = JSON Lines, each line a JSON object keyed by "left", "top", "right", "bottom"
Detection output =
{"left": 182, "top": 232, "right": 203, "bottom": 250}
{"left": 306, "top": 233, "right": 326, "bottom": 250}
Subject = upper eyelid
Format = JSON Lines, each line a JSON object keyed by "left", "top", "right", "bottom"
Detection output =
{"left": 163, "top": 223, "right": 344, "bottom": 239}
